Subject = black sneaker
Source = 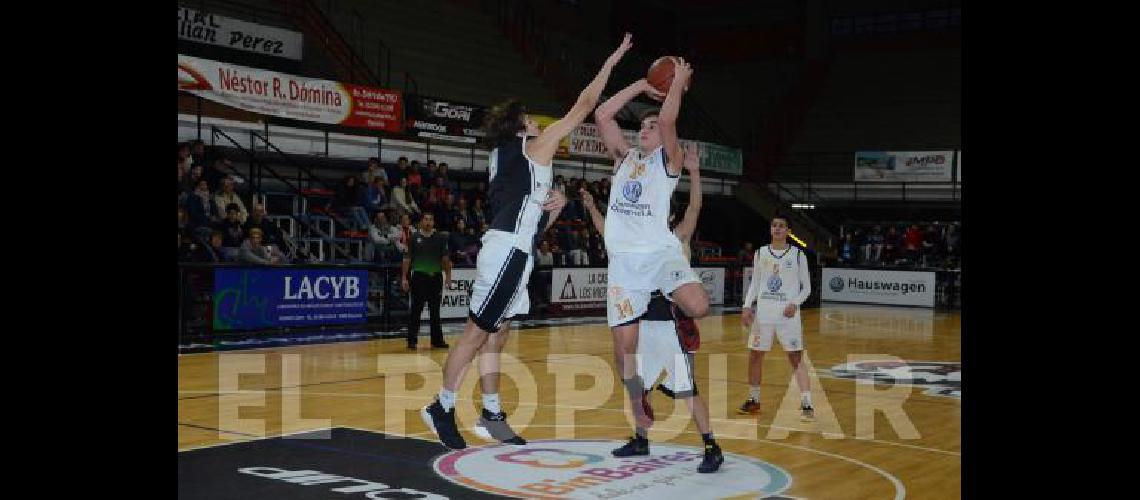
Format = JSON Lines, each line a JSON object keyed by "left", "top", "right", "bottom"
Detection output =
{"left": 431, "top": 341, "right": 449, "bottom": 349}
{"left": 473, "top": 408, "right": 527, "bottom": 445}
{"left": 800, "top": 403, "right": 815, "bottom": 422}
{"left": 421, "top": 399, "right": 466, "bottom": 449}
{"left": 611, "top": 435, "right": 649, "bottom": 457}
{"left": 698, "top": 443, "right": 724, "bottom": 473}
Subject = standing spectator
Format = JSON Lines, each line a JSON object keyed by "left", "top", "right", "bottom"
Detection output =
{"left": 334, "top": 175, "right": 370, "bottom": 230}
{"left": 368, "top": 211, "right": 400, "bottom": 263}
{"left": 214, "top": 176, "right": 248, "bottom": 223}
{"left": 388, "top": 156, "right": 409, "bottom": 185}
{"left": 839, "top": 233, "right": 855, "bottom": 264}
{"left": 866, "top": 226, "right": 884, "bottom": 263}
{"left": 364, "top": 157, "right": 388, "bottom": 185}
{"left": 536, "top": 240, "right": 555, "bottom": 267}
{"left": 186, "top": 179, "right": 221, "bottom": 229}
{"left": 188, "top": 140, "right": 208, "bottom": 170}
{"left": 220, "top": 204, "right": 246, "bottom": 247}
{"left": 945, "top": 225, "right": 960, "bottom": 261}
{"left": 239, "top": 228, "right": 279, "bottom": 264}
{"left": 565, "top": 228, "right": 589, "bottom": 265}
{"left": 424, "top": 159, "right": 439, "bottom": 185}
{"left": 454, "top": 197, "right": 475, "bottom": 230}
{"left": 178, "top": 142, "right": 192, "bottom": 166}
{"left": 922, "top": 224, "right": 942, "bottom": 266}
{"left": 883, "top": 226, "right": 901, "bottom": 263}
{"left": 401, "top": 212, "right": 451, "bottom": 349}
{"left": 205, "top": 157, "right": 231, "bottom": 191}
{"left": 178, "top": 207, "right": 191, "bottom": 241}
{"left": 391, "top": 177, "right": 420, "bottom": 219}
{"left": 449, "top": 218, "right": 478, "bottom": 266}
{"left": 738, "top": 241, "right": 755, "bottom": 265}
{"left": 904, "top": 224, "right": 923, "bottom": 262}
{"left": 244, "top": 203, "right": 283, "bottom": 248}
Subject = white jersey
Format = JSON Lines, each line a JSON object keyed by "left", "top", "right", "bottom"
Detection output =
{"left": 486, "top": 135, "right": 553, "bottom": 252}
{"left": 742, "top": 244, "right": 811, "bottom": 322}
{"left": 604, "top": 146, "right": 681, "bottom": 253}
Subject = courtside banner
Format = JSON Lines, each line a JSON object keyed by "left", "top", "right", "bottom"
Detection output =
{"left": 178, "top": 54, "right": 403, "bottom": 133}
{"left": 178, "top": 6, "right": 303, "bottom": 60}
{"left": 854, "top": 151, "right": 954, "bottom": 182}
{"left": 694, "top": 267, "right": 726, "bottom": 305}
{"left": 420, "top": 269, "right": 477, "bottom": 319}
{"left": 213, "top": 268, "right": 369, "bottom": 330}
{"left": 551, "top": 268, "right": 608, "bottom": 304}
{"left": 821, "top": 268, "right": 936, "bottom": 307}
{"left": 569, "top": 123, "right": 742, "bottom": 175}
{"left": 406, "top": 95, "right": 486, "bottom": 143}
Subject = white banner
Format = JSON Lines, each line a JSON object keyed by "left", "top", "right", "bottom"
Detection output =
{"left": 567, "top": 123, "right": 738, "bottom": 174}
{"left": 821, "top": 268, "right": 935, "bottom": 307}
{"left": 551, "top": 268, "right": 609, "bottom": 304}
{"left": 420, "top": 269, "right": 478, "bottom": 319}
{"left": 854, "top": 151, "right": 954, "bottom": 182}
{"left": 178, "top": 7, "right": 303, "bottom": 60}
{"left": 693, "top": 268, "right": 725, "bottom": 305}
{"left": 178, "top": 54, "right": 403, "bottom": 133}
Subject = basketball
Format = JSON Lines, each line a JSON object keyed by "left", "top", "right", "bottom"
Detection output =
{"left": 647, "top": 56, "right": 678, "bottom": 95}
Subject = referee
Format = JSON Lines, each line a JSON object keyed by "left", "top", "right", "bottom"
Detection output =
{"left": 402, "top": 212, "right": 452, "bottom": 349}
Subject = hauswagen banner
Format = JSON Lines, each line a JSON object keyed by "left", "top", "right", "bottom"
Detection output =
{"left": 178, "top": 54, "right": 403, "bottom": 133}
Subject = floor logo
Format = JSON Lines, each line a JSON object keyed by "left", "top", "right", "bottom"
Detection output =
{"left": 824, "top": 360, "right": 960, "bottom": 398}
{"left": 434, "top": 439, "right": 793, "bottom": 499}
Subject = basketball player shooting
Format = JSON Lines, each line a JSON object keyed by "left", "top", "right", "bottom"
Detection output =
{"left": 593, "top": 59, "right": 711, "bottom": 457}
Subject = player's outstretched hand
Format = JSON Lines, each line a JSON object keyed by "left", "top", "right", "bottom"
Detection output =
{"left": 542, "top": 188, "right": 567, "bottom": 212}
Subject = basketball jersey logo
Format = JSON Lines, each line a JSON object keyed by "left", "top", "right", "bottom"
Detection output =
{"left": 629, "top": 161, "right": 647, "bottom": 179}
{"left": 767, "top": 262, "right": 782, "bottom": 292}
{"left": 622, "top": 180, "right": 643, "bottom": 203}
{"left": 616, "top": 298, "right": 635, "bottom": 320}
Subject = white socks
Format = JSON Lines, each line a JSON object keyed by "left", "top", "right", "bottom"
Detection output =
{"left": 483, "top": 393, "right": 502, "bottom": 414}
{"left": 438, "top": 388, "right": 457, "bottom": 411}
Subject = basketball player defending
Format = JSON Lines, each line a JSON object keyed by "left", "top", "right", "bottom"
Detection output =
{"left": 581, "top": 147, "right": 722, "bottom": 472}
{"left": 740, "top": 212, "right": 815, "bottom": 421}
{"left": 593, "top": 60, "right": 711, "bottom": 457}
{"left": 421, "top": 34, "right": 635, "bottom": 450}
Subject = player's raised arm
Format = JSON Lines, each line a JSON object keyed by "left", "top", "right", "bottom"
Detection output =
{"left": 658, "top": 58, "right": 692, "bottom": 175}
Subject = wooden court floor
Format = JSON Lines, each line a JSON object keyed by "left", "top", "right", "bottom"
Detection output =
{"left": 179, "top": 304, "right": 961, "bottom": 499}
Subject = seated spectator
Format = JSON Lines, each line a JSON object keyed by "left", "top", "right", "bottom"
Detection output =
{"left": 334, "top": 175, "right": 370, "bottom": 231}
{"left": 883, "top": 226, "right": 902, "bottom": 263}
{"left": 425, "top": 159, "right": 439, "bottom": 185}
{"left": 454, "top": 197, "right": 475, "bottom": 230}
{"left": 738, "top": 241, "right": 755, "bottom": 265}
{"left": 181, "top": 164, "right": 204, "bottom": 195}
{"left": 364, "top": 157, "right": 388, "bottom": 185}
{"left": 244, "top": 203, "right": 283, "bottom": 248}
{"left": 449, "top": 218, "right": 478, "bottom": 266}
{"left": 536, "top": 240, "right": 555, "bottom": 267}
{"left": 190, "top": 229, "right": 227, "bottom": 263}
{"left": 368, "top": 211, "right": 400, "bottom": 263}
{"left": 395, "top": 213, "right": 415, "bottom": 255}
{"left": 367, "top": 177, "right": 389, "bottom": 214}
{"left": 467, "top": 181, "right": 488, "bottom": 205}
{"left": 438, "top": 163, "right": 459, "bottom": 193}
{"left": 472, "top": 198, "right": 489, "bottom": 227}
{"left": 178, "top": 206, "right": 191, "bottom": 239}
{"left": 205, "top": 157, "right": 232, "bottom": 191}
{"left": 435, "top": 194, "right": 459, "bottom": 231}
{"left": 406, "top": 160, "right": 423, "bottom": 188}
{"left": 185, "top": 179, "right": 221, "bottom": 229}
{"left": 390, "top": 176, "right": 420, "bottom": 219}
{"left": 565, "top": 228, "right": 589, "bottom": 265}
{"left": 220, "top": 204, "right": 246, "bottom": 247}
{"left": 866, "top": 226, "right": 884, "bottom": 262}
{"left": 213, "top": 175, "right": 248, "bottom": 223}
{"left": 388, "top": 156, "right": 409, "bottom": 185}
{"left": 923, "top": 224, "right": 942, "bottom": 263}
{"left": 429, "top": 177, "right": 451, "bottom": 208}
{"left": 239, "top": 228, "right": 279, "bottom": 265}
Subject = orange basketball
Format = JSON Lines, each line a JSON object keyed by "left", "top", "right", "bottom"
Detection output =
{"left": 647, "top": 56, "right": 678, "bottom": 96}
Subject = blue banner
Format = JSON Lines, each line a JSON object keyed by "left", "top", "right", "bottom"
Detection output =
{"left": 213, "top": 268, "right": 369, "bottom": 330}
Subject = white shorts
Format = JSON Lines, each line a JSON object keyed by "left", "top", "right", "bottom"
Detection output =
{"left": 747, "top": 318, "right": 804, "bottom": 352}
{"left": 468, "top": 233, "right": 534, "bottom": 333}
{"left": 636, "top": 320, "right": 696, "bottom": 397}
{"left": 607, "top": 249, "right": 699, "bottom": 327}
